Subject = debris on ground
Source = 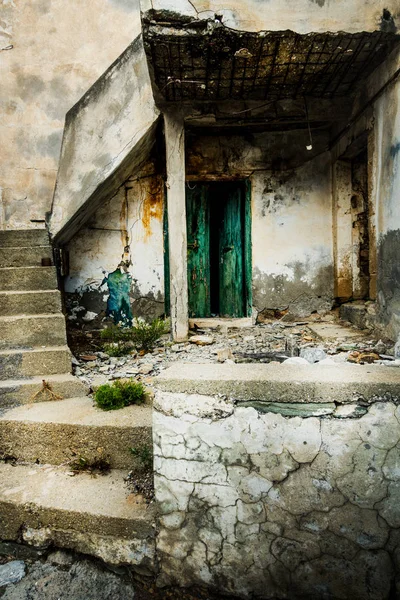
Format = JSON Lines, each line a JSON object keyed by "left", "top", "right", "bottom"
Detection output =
{"left": 0, "top": 549, "right": 240, "bottom": 600}
{"left": 67, "top": 310, "right": 398, "bottom": 395}
{"left": 124, "top": 470, "right": 154, "bottom": 503}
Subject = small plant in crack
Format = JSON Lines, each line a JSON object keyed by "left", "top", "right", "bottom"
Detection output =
{"left": 69, "top": 455, "right": 111, "bottom": 476}
{"left": 129, "top": 444, "right": 153, "bottom": 471}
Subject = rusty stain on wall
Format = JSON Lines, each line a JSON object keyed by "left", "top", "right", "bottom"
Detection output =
{"left": 141, "top": 176, "right": 163, "bottom": 241}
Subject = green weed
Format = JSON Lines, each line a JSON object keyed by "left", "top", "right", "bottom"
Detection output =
{"left": 94, "top": 380, "right": 146, "bottom": 411}
{"left": 130, "top": 444, "right": 153, "bottom": 470}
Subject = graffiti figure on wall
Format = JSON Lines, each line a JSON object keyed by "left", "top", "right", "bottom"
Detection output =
{"left": 101, "top": 248, "right": 133, "bottom": 326}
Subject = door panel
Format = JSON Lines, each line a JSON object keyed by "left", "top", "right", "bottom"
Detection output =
{"left": 186, "top": 185, "right": 211, "bottom": 317}
{"left": 218, "top": 184, "right": 245, "bottom": 317}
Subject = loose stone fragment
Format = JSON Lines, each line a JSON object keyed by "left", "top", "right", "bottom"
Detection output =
{"left": 189, "top": 335, "right": 214, "bottom": 346}
{"left": 282, "top": 356, "right": 309, "bottom": 365}
{"left": 300, "top": 347, "right": 327, "bottom": 363}
{"left": 0, "top": 561, "right": 26, "bottom": 587}
{"left": 217, "top": 348, "right": 233, "bottom": 362}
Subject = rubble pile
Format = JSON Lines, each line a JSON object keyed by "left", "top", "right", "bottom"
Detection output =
{"left": 70, "top": 314, "right": 399, "bottom": 392}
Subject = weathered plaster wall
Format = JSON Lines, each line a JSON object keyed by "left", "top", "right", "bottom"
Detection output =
{"left": 371, "top": 62, "right": 400, "bottom": 338}
{"left": 49, "top": 34, "right": 160, "bottom": 243}
{"left": 251, "top": 155, "right": 333, "bottom": 316}
{"left": 154, "top": 389, "right": 399, "bottom": 599}
{"left": 187, "top": 134, "right": 334, "bottom": 316}
{"left": 0, "top": 0, "right": 141, "bottom": 230}
{"left": 141, "top": 0, "right": 399, "bottom": 35}
{"left": 65, "top": 163, "right": 165, "bottom": 323}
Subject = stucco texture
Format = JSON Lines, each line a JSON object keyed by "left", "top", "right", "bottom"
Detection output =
{"left": 0, "top": 0, "right": 141, "bottom": 230}
{"left": 65, "top": 163, "right": 165, "bottom": 321}
{"left": 372, "top": 73, "right": 400, "bottom": 338}
{"left": 154, "top": 389, "right": 400, "bottom": 599}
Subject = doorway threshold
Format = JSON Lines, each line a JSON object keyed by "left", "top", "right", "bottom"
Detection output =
{"left": 189, "top": 317, "right": 253, "bottom": 330}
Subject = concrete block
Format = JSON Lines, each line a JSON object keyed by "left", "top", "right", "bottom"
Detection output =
{"left": 0, "top": 314, "right": 67, "bottom": 349}
{"left": 0, "top": 230, "right": 49, "bottom": 248}
{"left": 0, "top": 347, "right": 72, "bottom": 380}
{"left": 0, "top": 374, "right": 88, "bottom": 409}
{"left": 155, "top": 363, "right": 400, "bottom": 404}
{"left": 0, "top": 463, "right": 155, "bottom": 571}
{"left": 0, "top": 267, "right": 58, "bottom": 292}
{"left": 340, "top": 303, "right": 367, "bottom": 329}
{"left": 0, "top": 290, "right": 62, "bottom": 316}
{"left": 0, "top": 397, "right": 152, "bottom": 469}
{"left": 0, "top": 246, "right": 53, "bottom": 268}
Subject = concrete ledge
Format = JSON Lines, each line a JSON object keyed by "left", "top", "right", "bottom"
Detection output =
{"left": 0, "top": 397, "right": 152, "bottom": 468}
{"left": 0, "top": 246, "right": 53, "bottom": 268}
{"left": 0, "top": 374, "right": 88, "bottom": 409}
{"left": 0, "top": 463, "right": 155, "bottom": 572}
{"left": 0, "top": 230, "right": 49, "bottom": 248}
{"left": 0, "top": 314, "right": 67, "bottom": 349}
{"left": 0, "top": 346, "right": 72, "bottom": 380}
{"left": 155, "top": 363, "right": 400, "bottom": 404}
{"left": 0, "top": 290, "right": 62, "bottom": 316}
{"left": 0, "top": 267, "right": 58, "bottom": 292}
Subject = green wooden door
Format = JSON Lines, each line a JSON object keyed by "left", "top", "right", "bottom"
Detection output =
{"left": 182, "top": 181, "right": 252, "bottom": 318}
{"left": 186, "top": 185, "right": 211, "bottom": 317}
{"left": 218, "top": 183, "right": 245, "bottom": 317}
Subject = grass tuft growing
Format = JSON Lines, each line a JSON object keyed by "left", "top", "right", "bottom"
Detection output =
{"left": 127, "top": 318, "right": 167, "bottom": 352}
{"left": 94, "top": 380, "right": 146, "bottom": 411}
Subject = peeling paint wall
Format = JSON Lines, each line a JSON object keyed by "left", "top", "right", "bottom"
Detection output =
{"left": 64, "top": 163, "right": 165, "bottom": 323}
{"left": 154, "top": 390, "right": 399, "bottom": 599}
{"left": 0, "top": 0, "right": 141, "bottom": 230}
{"left": 187, "top": 134, "right": 334, "bottom": 317}
{"left": 370, "top": 52, "right": 400, "bottom": 338}
{"left": 140, "top": 0, "right": 399, "bottom": 34}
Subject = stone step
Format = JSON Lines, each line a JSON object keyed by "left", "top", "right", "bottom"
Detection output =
{"left": 0, "top": 397, "right": 152, "bottom": 469}
{"left": 0, "top": 229, "right": 49, "bottom": 248}
{"left": 0, "top": 245, "right": 53, "bottom": 268}
{"left": 0, "top": 290, "right": 62, "bottom": 316}
{"left": 0, "top": 314, "right": 67, "bottom": 349}
{"left": 0, "top": 462, "right": 155, "bottom": 573}
{"left": 0, "top": 266, "right": 57, "bottom": 292}
{"left": 155, "top": 362, "right": 400, "bottom": 404}
{"left": 0, "top": 374, "right": 88, "bottom": 410}
{"left": 0, "top": 346, "right": 72, "bottom": 380}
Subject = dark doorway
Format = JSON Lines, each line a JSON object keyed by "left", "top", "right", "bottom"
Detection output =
{"left": 186, "top": 180, "right": 252, "bottom": 318}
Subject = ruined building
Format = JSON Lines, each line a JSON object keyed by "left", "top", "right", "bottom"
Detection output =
{"left": 1, "top": 0, "right": 400, "bottom": 598}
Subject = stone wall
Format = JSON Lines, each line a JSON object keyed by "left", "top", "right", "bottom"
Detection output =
{"left": 0, "top": 0, "right": 141, "bottom": 230}
{"left": 153, "top": 388, "right": 399, "bottom": 599}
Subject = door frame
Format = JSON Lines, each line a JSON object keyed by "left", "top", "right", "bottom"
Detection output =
{"left": 164, "top": 178, "right": 252, "bottom": 318}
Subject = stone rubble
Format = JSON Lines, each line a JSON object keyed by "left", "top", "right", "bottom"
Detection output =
{"left": 69, "top": 316, "right": 398, "bottom": 391}
{"left": 0, "top": 560, "right": 25, "bottom": 587}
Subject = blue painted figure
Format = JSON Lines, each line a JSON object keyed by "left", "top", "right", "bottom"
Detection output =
{"left": 101, "top": 266, "right": 133, "bottom": 326}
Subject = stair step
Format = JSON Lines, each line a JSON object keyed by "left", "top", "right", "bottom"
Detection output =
{"left": 0, "top": 314, "right": 67, "bottom": 349}
{"left": 0, "top": 374, "right": 88, "bottom": 410}
{"left": 0, "top": 229, "right": 49, "bottom": 248}
{"left": 0, "top": 346, "right": 72, "bottom": 380}
{"left": 0, "top": 397, "right": 152, "bottom": 468}
{"left": 0, "top": 462, "right": 155, "bottom": 572}
{"left": 0, "top": 290, "right": 62, "bottom": 316}
{"left": 0, "top": 245, "right": 53, "bottom": 268}
{"left": 0, "top": 266, "right": 58, "bottom": 291}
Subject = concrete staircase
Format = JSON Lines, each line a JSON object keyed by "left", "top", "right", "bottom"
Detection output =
{"left": 0, "top": 229, "right": 85, "bottom": 408}
{"left": 0, "top": 230, "right": 155, "bottom": 574}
